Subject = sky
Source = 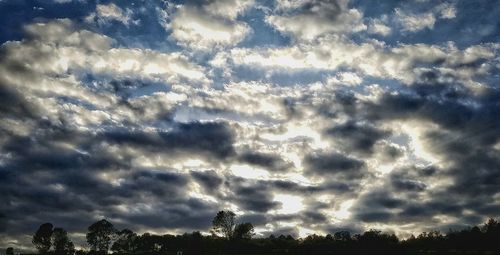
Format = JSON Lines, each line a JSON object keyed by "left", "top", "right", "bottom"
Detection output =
{"left": 1, "top": 0, "right": 500, "bottom": 251}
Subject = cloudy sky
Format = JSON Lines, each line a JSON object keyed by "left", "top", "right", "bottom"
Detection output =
{"left": 1, "top": 0, "right": 500, "bottom": 251}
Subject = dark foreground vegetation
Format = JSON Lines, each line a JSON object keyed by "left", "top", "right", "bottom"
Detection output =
{"left": 7, "top": 211, "right": 500, "bottom": 255}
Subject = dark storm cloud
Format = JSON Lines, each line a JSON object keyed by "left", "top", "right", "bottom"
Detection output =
{"left": 103, "top": 121, "right": 236, "bottom": 159}
{"left": 397, "top": 201, "right": 465, "bottom": 221}
{"left": 390, "top": 177, "right": 426, "bottom": 192}
{"left": 238, "top": 213, "right": 268, "bottom": 226}
{"left": 225, "top": 177, "right": 310, "bottom": 213}
{"left": 191, "top": 170, "right": 224, "bottom": 191}
{"left": 238, "top": 151, "right": 292, "bottom": 171}
{"left": 0, "top": 82, "right": 38, "bottom": 119}
{"left": 0, "top": 113, "right": 230, "bottom": 236}
{"left": 270, "top": 179, "right": 354, "bottom": 194}
{"left": 363, "top": 83, "right": 500, "bottom": 195}
{"left": 0, "top": 161, "right": 205, "bottom": 234}
{"left": 363, "top": 82, "right": 483, "bottom": 132}
{"left": 0, "top": 129, "right": 128, "bottom": 173}
{"left": 348, "top": 63, "right": 500, "bottom": 223}
{"left": 302, "top": 211, "right": 328, "bottom": 223}
{"left": 122, "top": 197, "right": 217, "bottom": 230}
{"left": 389, "top": 171, "right": 427, "bottom": 192}
{"left": 123, "top": 169, "right": 189, "bottom": 197}
{"left": 352, "top": 190, "right": 403, "bottom": 223}
{"left": 304, "top": 152, "right": 365, "bottom": 178}
{"left": 231, "top": 183, "right": 280, "bottom": 213}
{"left": 325, "top": 121, "right": 390, "bottom": 154}
{"left": 315, "top": 90, "right": 358, "bottom": 119}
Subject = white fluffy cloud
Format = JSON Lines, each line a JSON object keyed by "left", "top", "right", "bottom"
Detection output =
{"left": 86, "top": 3, "right": 135, "bottom": 26}
{"left": 266, "top": 0, "right": 366, "bottom": 40}
{"left": 167, "top": 0, "right": 253, "bottom": 50}
{"left": 203, "top": 0, "right": 254, "bottom": 20}
{"left": 367, "top": 17, "right": 392, "bottom": 36}
{"left": 21, "top": 19, "right": 207, "bottom": 83}
{"left": 395, "top": 3, "right": 457, "bottom": 33}
{"left": 0, "top": 19, "right": 209, "bottom": 130}
{"left": 213, "top": 36, "right": 499, "bottom": 84}
{"left": 395, "top": 8, "right": 436, "bottom": 32}
{"left": 437, "top": 3, "right": 457, "bottom": 19}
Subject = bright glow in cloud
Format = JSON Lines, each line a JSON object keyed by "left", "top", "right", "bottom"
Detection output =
{"left": 230, "top": 164, "right": 271, "bottom": 179}
{"left": 274, "top": 194, "right": 305, "bottom": 214}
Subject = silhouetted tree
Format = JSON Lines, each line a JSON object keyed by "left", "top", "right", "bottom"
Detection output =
{"left": 52, "top": 227, "right": 75, "bottom": 255}
{"left": 333, "top": 231, "right": 352, "bottom": 242}
{"left": 5, "top": 247, "right": 14, "bottom": 255}
{"left": 233, "top": 223, "right": 254, "bottom": 240}
{"left": 483, "top": 218, "right": 499, "bottom": 233}
{"left": 33, "top": 223, "right": 54, "bottom": 253}
{"left": 134, "top": 232, "right": 164, "bottom": 253}
{"left": 212, "top": 211, "right": 236, "bottom": 239}
{"left": 86, "top": 219, "right": 116, "bottom": 254}
{"left": 111, "top": 229, "right": 137, "bottom": 254}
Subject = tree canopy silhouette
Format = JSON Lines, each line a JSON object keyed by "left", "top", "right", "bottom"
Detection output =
{"left": 211, "top": 210, "right": 254, "bottom": 240}
{"left": 233, "top": 222, "right": 254, "bottom": 240}
{"left": 52, "top": 227, "right": 75, "bottom": 255}
{"left": 31, "top": 223, "right": 76, "bottom": 255}
{"left": 5, "top": 247, "right": 14, "bottom": 255}
{"left": 211, "top": 210, "right": 236, "bottom": 239}
{"left": 32, "top": 223, "right": 54, "bottom": 253}
{"left": 111, "top": 229, "right": 138, "bottom": 254}
{"left": 86, "top": 219, "right": 116, "bottom": 254}
{"left": 22, "top": 216, "right": 500, "bottom": 255}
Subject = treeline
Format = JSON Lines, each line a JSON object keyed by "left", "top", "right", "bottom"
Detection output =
{"left": 7, "top": 211, "right": 500, "bottom": 255}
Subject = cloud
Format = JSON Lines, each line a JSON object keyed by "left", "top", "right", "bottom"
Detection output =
{"left": 238, "top": 151, "right": 292, "bottom": 171}
{"left": 214, "top": 36, "right": 498, "bottom": 84}
{"left": 266, "top": 0, "right": 366, "bottom": 40}
{"left": 191, "top": 170, "right": 224, "bottom": 191}
{"left": 103, "top": 121, "right": 236, "bottom": 159}
{"left": 304, "top": 151, "right": 365, "bottom": 179}
{"left": 167, "top": 0, "right": 253, "bottom": 50}
{"left": 202, "top": 0, "right": 254, "bottom": 20}
{"left": 325, "top": 121, "right": 390, "bottom": 154}
{"left": 395, "top": 2, "right": 457, "bottom": 33}
{"left": 395, "top": 8, "right": 436, "bottom": 32}
{"left": 20, "top": 19, "right": 207, "bottom": 83}
{"left": 367, "top": 17, "right": 391, "bottom": 36}
{"left": 86, "top": 3, "right": 134, "bottom": 26}
{"left": 229, "top": 177, "right": 281, "bottom": 213}
{"left": 327, "top": 72, "right": 363, "bottom": 86}
{"left": 437, "top": 3, "right": 457, "bottom": 19}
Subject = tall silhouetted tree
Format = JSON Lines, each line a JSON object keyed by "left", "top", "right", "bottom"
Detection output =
{"left": 5, "top": 247, "right": 14, "bottom": 255}
{"left": 33, "top": 223, "right": 54, "bottom": 253}
{"left": 233, "top": 222, "right": 254, "bottom": 240}
{"left": 212, "top": 211, "right": 236, "bottom": 239}
{"left": 111, "top": 229, "right": 138, "bottom": 254}
{"left": 86, "top": 219, "right": 116, "bottom": 254}
{"left": 52, "top": 227, "right": 75, "bottom": 255}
